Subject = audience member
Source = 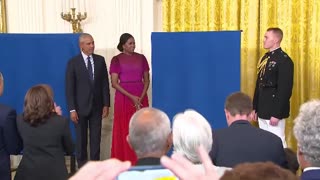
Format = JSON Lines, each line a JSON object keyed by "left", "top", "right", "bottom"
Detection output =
{"left": 210, "top": 92, "right": 288, "bottom": 168}
{"left": 14, "top": 85, "right": 74, "bottom": 180}
{"left": 70, "top": 144, "right": 218, "bottom": 179}
{"left": 284, "top": 148, "right": 299, "bottom": 174}
{"left": 172, "top": 109, "right": 212, "bottom": 164}
{"left": 162, "top": 146, "right": 297, "bottom": 180}
{"left": 220, "top": 162, "right": 298, "bottom": 180}
{"left": 293, "top": 100, "right": 320, "bottom": 180}
{"left": 69, "top": 159, "right": 131, "bottom": 180}
{"left": 161, "top": 145, "right": 219, "bottom": 180}
{"left": 172, "top": 109, "right": 231, "bottom": 177}
{"left": 127, "top": 107, "right": 171, "bottom": 166}
{"left": 0, "top": 72, "right": 22, "bottom": 180}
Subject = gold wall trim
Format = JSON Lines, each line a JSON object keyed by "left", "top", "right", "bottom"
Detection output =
{"left": 0, "top": 0, "right": 7, "bottom": 33}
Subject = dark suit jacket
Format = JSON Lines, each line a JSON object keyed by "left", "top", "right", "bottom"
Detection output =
{"left": 136, "top": 157, "right": 161, "bottom": 166}
{"left": 0, "top": 105, "right": 22, "bottom": 180}
{"left": 301, "top": 169, "right": 320, "bottom": 180}
{"left": 66, "top": 53, "right": 110, "bottom": 116}
{"left": 14, "top": 115, "right": 74, "bottom": 180}
{"left": 210, "top": 120, "right": 288, "bottom": 168}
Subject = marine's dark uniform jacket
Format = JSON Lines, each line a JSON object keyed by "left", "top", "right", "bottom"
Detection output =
{"left": 253, "top": 47, "right": 294, "bottom": 119}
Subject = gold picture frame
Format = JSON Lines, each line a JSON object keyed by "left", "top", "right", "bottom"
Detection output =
{"left": 0, "top": 0, "right": 7, "bottom": 33}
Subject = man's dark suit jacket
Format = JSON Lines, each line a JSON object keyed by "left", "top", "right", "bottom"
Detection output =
{"left": 14, "top": 115, "right": 74, "bottom": 180}
{"left": 66, "top": 53, "right": 110, "bottom": 116}
{"left": 301, "top": 169, "right": 320, "bottom": 180}
{"left": 0, "top": 105, "right": 22, "bottom": 180}
{"left": 210, "top": 120, "right": 288, "bottom": 168}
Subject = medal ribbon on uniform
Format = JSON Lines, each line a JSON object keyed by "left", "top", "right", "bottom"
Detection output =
{"left": 257, "top": 55, "right": 269, "bottom": 77}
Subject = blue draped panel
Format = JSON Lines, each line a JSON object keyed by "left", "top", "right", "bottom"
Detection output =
{"left": 151, "top": 31, "right": 241, "bottom": 129}
{"left": 0, "top": 34, "right": 80, "bottom": 139}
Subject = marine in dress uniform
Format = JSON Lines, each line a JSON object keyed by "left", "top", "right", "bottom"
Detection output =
{"left": 253, "top": 47, "right": 294, "bottom": 147}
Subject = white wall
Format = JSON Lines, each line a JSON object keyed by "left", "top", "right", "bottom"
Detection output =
{"left": 6, "top": 0, "right": 160, "bottom": 65}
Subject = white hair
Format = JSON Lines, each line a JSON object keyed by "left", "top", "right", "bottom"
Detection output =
{"left": 129, "top": 107, "right": 171, "bottom": 158}
{"left": 172, "top": 109, "right": 212, "bottom": 163}
{"left": 294, "top": 100, "right": 320, "bottom": 166}
{"left": 79, "top": 33, "right": 92, "bottom": 43}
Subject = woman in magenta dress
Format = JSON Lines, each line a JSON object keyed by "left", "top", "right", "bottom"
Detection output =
{"left": 110, "top": 33, "right": 150, "bottom": 164}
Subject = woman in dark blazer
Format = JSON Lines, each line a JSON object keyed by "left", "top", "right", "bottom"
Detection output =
{"left": 14, "top": 85, "right": 74, "bottom": 180}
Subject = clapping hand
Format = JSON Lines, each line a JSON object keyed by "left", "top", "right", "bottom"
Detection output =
{"left": 69, "top": 159, "right": 131, "bottom": 180}
{"left": 54, "top": 102, "right": 62, "bottom": 115}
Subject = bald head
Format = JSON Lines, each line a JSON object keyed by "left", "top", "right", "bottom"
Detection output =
{"left": 128, "top": 107, "right": 171, "bottom": 158}
{"left": 130, "top": 108, "right": 162, "bottom": 126}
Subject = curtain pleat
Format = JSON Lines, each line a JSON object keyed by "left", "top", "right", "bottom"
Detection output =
{"left": 162, "top": 0, "right": 320, "bottom": 150}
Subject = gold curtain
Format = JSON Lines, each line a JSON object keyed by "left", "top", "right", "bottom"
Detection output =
{"left": 0, "top": 0, "right": 7, "bottom": 32}
{"left": 163, "top": 0, "right": 320, "bottom": 150}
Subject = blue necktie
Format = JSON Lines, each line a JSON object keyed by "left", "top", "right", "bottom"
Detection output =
{"left": 87, "top": 56, "right": 93, "bottom": 81}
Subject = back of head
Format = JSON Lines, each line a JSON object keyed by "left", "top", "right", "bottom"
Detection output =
{"left": 225, "top": 92, "right": 252, "bottom": 117}
{"left": 284, "top": 148, "right": 299, "bottom": 174}
{"left": 172, "top": 109, "right": 212, "bottom": 163}
{"left": 38, "top": 84, "right": 54, "bottom": 99}
{"left": 128, "top": 107, "right": 171, "bottom": 158}
{"left": 23, "top": 85, "right": 55, "bottom": 127}
{"left": 220, "top": 162, "right": 298, "bottom": 180}
{"left": 0, "top": 71, "right": 3, "bottom": 96}
{"left": 294, "top": 100, "right": 320, "bottom": 167}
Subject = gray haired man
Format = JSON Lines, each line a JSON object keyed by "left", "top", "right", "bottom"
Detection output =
{"left": 127, "top": 107, "right": 172, "bottom": 166}
{"left": 294, "top": 100, "right": 320, "bottom": 180}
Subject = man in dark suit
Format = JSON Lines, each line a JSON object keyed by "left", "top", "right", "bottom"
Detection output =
{"left": 66, "top": 33, "right": 110, "bottom": 168}
{"left": 0, "top": 72, "right": 22, "bottom": 180}
{"left": 294, "top": 100, "right": 320, "bottom": 180}
{"left": 253, "top": 27, "right": 294, "bottom": 148}
{"left": 210, "top": 92, "right": 287, "bottom": 168}
{"left": 127, "top": 108, "right": 172, "bottom": 166}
